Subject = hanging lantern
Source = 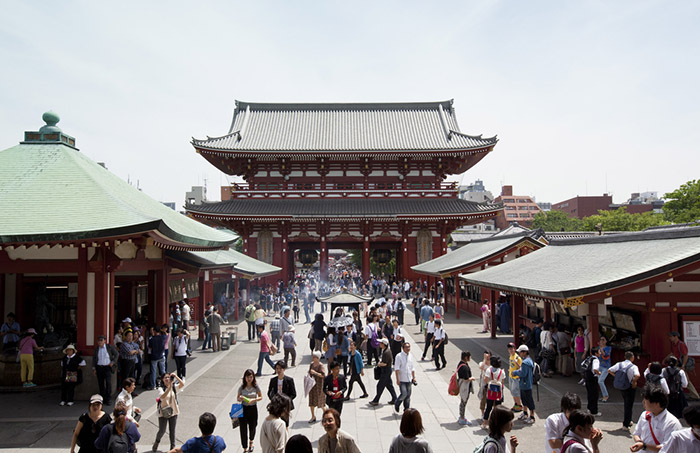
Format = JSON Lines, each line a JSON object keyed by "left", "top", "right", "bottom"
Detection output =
{"left": 373, "top": 249, "right": 392, "bottom": 266}
{"left": 298, "top": 249, "right": 318, "bottom": 267}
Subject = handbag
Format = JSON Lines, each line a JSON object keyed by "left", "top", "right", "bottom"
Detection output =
{"left": 303, "top": 374, "right": 316, "bottom": 397}
{"left": 65, "top": 371, "right": 79, "bottom": 383}
{"left": 374, "top": 366, "right": 382, "bottom": 380}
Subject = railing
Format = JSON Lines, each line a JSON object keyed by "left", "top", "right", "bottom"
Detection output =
{"left": 225, "top": 181, "right": 459, "bottom": 199}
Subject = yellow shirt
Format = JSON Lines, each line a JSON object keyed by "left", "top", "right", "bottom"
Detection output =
{"left": 509, "top": 352, "right": 522, "bottom": 379}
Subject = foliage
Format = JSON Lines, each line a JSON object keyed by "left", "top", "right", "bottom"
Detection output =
{"left": 663, "top": 179, "right": 700, "bottom": 223}
{"left": 581, "top": 207, "right": 668, "bottom": 232}
{"left": 532, "top": 210, "right": 584, "bottom": 231}
{"left": 347, "top": 248, "right": 395, "bottom": 276}
{"left": 233, "top": 237, "right": 243, "bottom": 252}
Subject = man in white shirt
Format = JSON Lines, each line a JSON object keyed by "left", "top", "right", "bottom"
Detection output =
{"left": 180, "top": 301, "right": 191, "bottom": 330}
{"left": 659, "top": 405, "right": 700, "bottom": 452}
{"left": 631, "top": 386, "right": 682, "bottom": 452}
{"left": 432, "top": 319, "right": 447, "bottom": 370}
{"left": 116, "top": 377, "right": 142, "bottom": 426}
{"left": 608, "top": 351, "right": 641, "bottom": 429}
{"left": 583, "top": 347, "right": 602, "bottom": 416}
{"left": 544, "top": 392, "right": 582, "bottom": 453}
{"left": 421, "top": 314, "right": 435, "bottom": 361}
{"left": 393, "top": 342, "right": 416, "bottom": 413}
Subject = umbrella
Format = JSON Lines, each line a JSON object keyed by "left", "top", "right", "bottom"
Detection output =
{"left": 328, "top": 315, "right": 354, "bottom": 328}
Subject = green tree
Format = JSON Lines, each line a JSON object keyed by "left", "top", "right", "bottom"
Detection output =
{"left": 663, "top": 179, "right": 700, "bottom": 223}
{"left": 532, "top": 210, "right": 584, "bottom": 231}
{"left": 582, "top": 207, "right": 668, "bottom": 232}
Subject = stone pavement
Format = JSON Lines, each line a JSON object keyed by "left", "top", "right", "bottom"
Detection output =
{"left": 0, "top": 304, "right": 694, "bottom": 452}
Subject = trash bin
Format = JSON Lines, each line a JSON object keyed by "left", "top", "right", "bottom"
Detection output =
{"left": 221, "top": 334, "right": 230, "bottom": 350}
{"left": 229, "top": 328, "right": 237, "bottom": 346}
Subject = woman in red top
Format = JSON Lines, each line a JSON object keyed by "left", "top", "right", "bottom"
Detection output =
{"left": 323, "top": 361, "right": 347, "bottom": 415}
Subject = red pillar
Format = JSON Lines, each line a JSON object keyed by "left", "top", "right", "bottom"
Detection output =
{"left": 148, "top": 270, "right": 157, "bottom": 324}
{"left": 155, "top": 266, "right": 167, "bottom": 325}
{"left": 588, "top": 303, "right": 599, "bottom": 346}
{"left": 234, "top": 277, "right": 240, "bottom": 321}
{"left": 490, "top": 289, "right": 497, "bottom": 339}
{"left": 77, "top": 248, "right": 88, "bottom": 350}
{"left": 454, "top": 274, "right": 460, "bottom": 319}
{"left": 401, "top": 235, "right": 409, "bottom": 279}
{"left": 544, "top": 301, "right": 552, "bottom": 324}
{"left": 320, "top": 238, "right": 328, "bottom": 282}
{"left": 362, "top": 239, "right": 370, "bottom": 281}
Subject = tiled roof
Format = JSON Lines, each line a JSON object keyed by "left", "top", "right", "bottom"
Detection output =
{"left": 0, "top": 142, "right": 234, "bottom": 249}
{"left": 167, "top": 249, "right": 281, "bottom": 278}
{"left": 187, "top": 198, "right": 502, "bottom": 219}
{"left": 461, "top": 227, "right": 700, "bottom": 300}
{"left": 192, "top": 100, "right": 497, "bottom": 153}
{"left": 413, "top": 230, "right": 544, "bottom": 277}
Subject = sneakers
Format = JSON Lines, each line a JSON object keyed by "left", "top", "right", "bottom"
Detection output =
{"left": 524, "top": 417, "right": 535, "bottom": 425}
{"left": 578, "top": 379, "right": 585, "bottom": 385}
{"left": 517, "top": 412, "right": 528, "bottom": 421}
{"left": 67, "top": 402, "right": 74, "bottom": 406}
{"left": 511, "top": 405, "right": 523, "bottom": 413}
{"left": 458, "top": 417, "right": 472, "bottom": 426}
{"left": 368, "top": 401, "right": 379, "bottom": 406}
{"left": 593, "top": 412, "right": 602, "bottom": 417}
{"left": 59, "top": 401, "right": 66, "bottom": 406}
{"left": 360, "top": 394, "right": 369, "bottom": 398}
{"left": 23, "top": 382, "right": 36, "bottom": 388}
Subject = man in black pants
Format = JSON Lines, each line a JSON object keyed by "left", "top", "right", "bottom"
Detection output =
{"left": 421, "top": 314, "right": 435, "bottom": 361}
{"left": 583, "top": 347, "right": 602, "bottom": 416}
{"left": 608, "top": 351, "right": 640, "bottom": 429}
{"left": 92, "top": 335, "right": 118, "bottom": 405}
{"left": 369, "top": 339, "right": 397, "bottom": 406}
{"left": 432, "top": 319, "right": 447, "bottom": 370}
{"left": 345, "top": 341, "right": 368, "bottom": 399}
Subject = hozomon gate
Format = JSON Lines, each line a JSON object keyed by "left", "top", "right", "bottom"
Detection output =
{"left": 187, "top": 100, "right": 502, "bottom": 284}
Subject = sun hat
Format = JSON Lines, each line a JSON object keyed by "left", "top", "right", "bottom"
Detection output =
{"left": 516, "top": 345, "right": 529, "bottom": 353}
{"left": 63, "top": 344, "right": 77, "bottom": 354}
{"left": 27, "top": 328, "right": 37, "bottom": 335}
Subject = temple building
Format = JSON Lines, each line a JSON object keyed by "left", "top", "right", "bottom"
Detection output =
{"left": 187, "top": 100, "right": 502, "bottom": 283}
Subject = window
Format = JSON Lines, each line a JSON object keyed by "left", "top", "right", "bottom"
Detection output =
{"left": 530, "top": 206, "right": 539, "bottom": 210}
{"left": 518, "top": 205, "right": 529, "bottom": 210}
{"left": 505, "top": 206, "right": 516, "bottom": 211}
{"left": 335, "top": 183, "right": 354, "bottom": 190}
{"left": 503, "top": 198, "right": 515, "bottom": 203}
{"left": 507, "top": 213, "right": 518, "bottom": 218}
{"left": 517, "top": 198, "right": 529, "bottom": 203}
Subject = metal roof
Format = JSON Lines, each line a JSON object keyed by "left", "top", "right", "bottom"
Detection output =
{"left": 0, "top": 117, "right": 234, "bottom": 249}
{"left": 413, "top": 230, "right": 544, "bottom": 277}
{"left": 187, "top": 198, "right": 502, "bottom": 219}
{"left": 192, "top": 100, "right": 497, "bottom": 153}
{"left": 461, "top": 227, "right": 700, "bottom": 300}
{"left": 167, "top": 249, "right": 280, "bottom": 278}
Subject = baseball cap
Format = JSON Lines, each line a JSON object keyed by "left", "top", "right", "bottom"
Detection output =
{"left": 380, "top": 338, "right": 389, "bottom": 346}
{"left": 507, "top": 342, "right": 516, "bottom": 348}
{"left": 122, "top": 317, "right": 132, "bottom": 323}
{"left": 669, "top": 331, "right": 680, "bottom": 337}
{"left": 90, "top": 394, "right": 104, "bottom": 404}
{"left": 516, "top": 345, "right": 529, "bottom": 353}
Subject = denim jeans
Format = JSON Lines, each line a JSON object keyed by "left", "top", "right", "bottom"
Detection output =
{"left": 257, "top": 352, "right": 275, "bottom": 375}
{"left": 150, "top": 358, "right": 166, "bottom": 388}
{"left": 395, "top": 381, "right": 413, "bottom": 411}
{"left": 598, "top": 366, "right": 609, "bottom": 398}
{"left": 203, "top": 327, "right": 211, "bottom": 349}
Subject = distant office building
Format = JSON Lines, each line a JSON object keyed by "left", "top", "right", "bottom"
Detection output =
{"left": 493, "top": 185, "right": 542, "bottom": 230}
{"left": 552, "top": 194, "right": 613, "bottom": 219}
{"left": 459, "top": 179, "right": 494, "bottom": 204}
{"left": 537, "top": 202, "right": 552, "bottom": 212}
{"left": 186, "top": 186, "right": 206, "bottom": 205}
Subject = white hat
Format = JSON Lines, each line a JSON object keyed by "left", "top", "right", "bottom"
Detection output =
{"left": 516, "top": 345, "right": 529, "bottom": 353}
{"left": 380, "top": 338, "right": 389, "bottom": 346}
{"left": 122, "top": 317, "right": 132, "bottom": 323}
{"left": 63, "top": 344, "right": 77, "bottom": 354}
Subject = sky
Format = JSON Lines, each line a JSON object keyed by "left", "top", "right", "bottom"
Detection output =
{"left": 1, "top": 1, "right": 698, "bottom": 208}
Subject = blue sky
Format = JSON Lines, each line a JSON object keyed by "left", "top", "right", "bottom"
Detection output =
{"left": 1, "top": 1, "right": 698, "bottom": 207}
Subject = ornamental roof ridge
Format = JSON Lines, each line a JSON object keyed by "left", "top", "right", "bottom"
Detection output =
{"left": 548, "top": 224, "right": 700, "bottom": 246}
{"left": 233, "top": 99, "right": 455, "bottom": 111}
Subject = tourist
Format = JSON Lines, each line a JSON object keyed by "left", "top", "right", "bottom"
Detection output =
{"left": 267, "top": 361, "right": 297, "bottom": 424}
{"left": 477, "top": 350, "right": 492, "bottom": 419}
{"left": 475, "top": 406, "right": 518, "bottom": 453}
{"left": 630, "top": 385, "right": 681, "bottom": 451}
{"left": 281, "top": 308, "right": 294, "bottom": 334}
{"left": 421, "top": 314, "right": 435, "bottom": 361}
{"left": 18, "top": 327, "right": 43, "bottom": 388}
{"left": 659, "top": 405, "right": 700, "bottom": 452}
{"left": 369, "top": 338, "right": 398, "bottom": 407}
{"left": 238, "top": 369, "right": 262, "bottom": 453}
{"left": 172, "top": 328, "right": 190, "bottom": 379}
{"left": 133, "top": 328, "right": 145, "bottom": 385}
{"left": 161, "top": 325, "right": 171, "bottom": 372}
{"left": 153, "top": 372, "right": 185, "bottom": 452}
{"left": 337, "top": 330, "right": 350, "bottom": 375}
{"left": 597, "top": 336, "right": 611, "bottom": 403}
{"left": 412, "top": 296, "right": 421, "bottom": 326}
{"left": 506, "top": 342, "right": 523, "bottom": 413}
{"left": 544, "top": 392, "right": 582, "bottom": 453}
{"left": 256, "top": 324, "right": 276, "bottom": 376}
{"left": 245, "top": 302, "right": 257, "bottom": 341}
{"left": 554, "top": 325, "right": 572, "bottom": 377}
{"left": 457, "top": 351, "right": 476, "bottom": 426}
{"left": 573, "top": 325, "right": 589, "bottom": 384}
{"left": 644, "top": 361, "right": 668, "bottom": 392}
{"left": 69, "top": 394, "right": 111, "bottom": 453}
{"left": 254, "top": 304, "right": 267, "bottom": 340}
{"left": 308, "top": 351, "right": 326, "bottom": 423}
{"left": 581, "top": 347, "right": 602, "bottom": 416}
{"left": 560, "top": 410, "right": 603, "bottom": 453}
{"left": 94, "top": 402, "right": 140, "bottom": 453}
{"left": 260, "top": 394, "right": 290, "bottom": 453}
{"left": 608, "top": 351, "right": 641, "bottom": 429}
{"left": 207, "top": 307, "right": 224, "bottom": 352}
{"left": 345, "top": 340, "right": 368, "bottom": 399}
{"left": 432, "top": 319, "right": 447, "bottom": 370}
{"left": 318, "top": 408, "right": 361, "bottom": 453}
{"left": 200, "top": 312, "right": 211, "bottom": 350}
{"left": 668, "top": 331, "right": 699, "bottom": 400}
{"left": 389, "top": 408, "right": 432, "bottom": 453}
{"left": 662, "top": 356, "right": 689, "bottom": 419}
{"left": 480, "top": 300, "right": 490, "bottom": 333}
{"left": 180, "top": 300, "right": 191, "bottom": 332}
{"left": 364, "top": 315, "right": 381, "bottom": 366}
{"left": 394, "top": 342, "right": 416, "bottom": 413}
{"left": 270, "top": 315, "right": 281, "bottom": 351}
{"left": 1, "top": 312, "right": 20, "bottom": 350}
{"left": 118, "top": 329, "right": 139, "bottom": 382}
{"left": 420, "top": 299, "right": 433, "bottom": 334}
{"left": 169, "top": 412, "right": 225, "bottom": 453}
{"left": 282, "top": 325, "right": 297, "bottom": 368}
{"left": 540, "top": 322, "right": 556, "bottom": 377}
{"left": 285, "top": 434, "right": 312, "bottom": 453}
{"left": 481, "top": 355, "right": 505, "bottom": 429}
{"left": 116, "top": 378, "right": 142, "bottom": 426}
{"left": 61, "top": 344, "right": 86, "bottom": 406}
{"left": 390, "top": 319, "right": 405, "bottom": 358}
{"left": 512, "top": 345, "right": 536, "bottom": 424}
{"left": 324, "top": 361, "right": 347, "bottom": 414}
{"left": 311, "top": 313, "right": 327, "bottom": 352}
{"left": 148, "top": 327, "right": 167, "bottom": 390}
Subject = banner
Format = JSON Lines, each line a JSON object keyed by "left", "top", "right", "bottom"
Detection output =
{"left": 169, "top": 279, "right": 184, "bottom": 303}
{"left": 185, "top": 278, "right": 199, "bottom": 299}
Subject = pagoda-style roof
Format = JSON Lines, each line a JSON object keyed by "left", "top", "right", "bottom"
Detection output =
{"left": 0, "top": 113, "right": 234, "bottom": 250}
{"left": 187, "top": 198, "right": 502, "bottom": 221}
{"left": 167, "top": 249, "right": 281, "bottom": 278}
{"left": 413, "top": 230, "right": 545, "bottom": 277}
{"left": 192, "top": 100, "right": 497, "bottom": 156}
{"left": 461, "top": 226, "right": 700, "bottom": 301}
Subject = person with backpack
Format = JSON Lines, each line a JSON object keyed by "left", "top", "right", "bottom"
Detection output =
{"left": 662, "top": 356, "right": 689, "bottom": 419}
{"left": 94, "top": 402, "right": 141, "bottom": 453}
{"left": 644, "top": 362, "right": 668, "bottom": 392}
{"left": 481, "top": 356, "right": 505, "bottom": 430}
{"left": 475, "top": 406, "right": 518, "bottom": 453}
{"left": 630, "top": 385, "right": 682, "bottom": 452}
{"left": 560, "top": 410, "right": 603, "bottom": 453}
{"left": 581, "top": 347, "right": 602, "bottom": 417}
{"left": 169, "top": 412, "right": 226, "bottom": 453}
{"left": 455, "top": 351, "right": 475, "bottom": 426}
{"left": 363, "top": 315, "right": 381, "bottom": 366}
{"left": 544, "top": 393, "right": 582, "bottom": 453}
{"left": 512, "top": 345, "right": 537, "bottom": 425}
{"left": 432, "top": 319, "right": 447, "bottom": 370}
{"left": 245, "top": 302, "right": 257, "bottom": 341}
{"left": 421, "top": 314, "right": 435, "bottom": 361}
{"left": 477, "top": 351, "right": 493, "bottom": 420}
{"left": 668, "top": 331, "right": 699, "bottom": 400}
{"left": 597, "top": 336, "right": 612, "bottom": 403}
{"left": 506, "top": 343, "right": 523, "bottom": 414}
{"left": 608, "top": 351, "right": 641, "bottom": 429}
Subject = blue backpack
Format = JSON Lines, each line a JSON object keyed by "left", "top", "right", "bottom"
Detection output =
{"left": 613, "top": 364, "right": 633, "bottom": 390}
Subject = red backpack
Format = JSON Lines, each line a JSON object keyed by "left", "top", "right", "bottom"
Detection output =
{"left": 448, "top": 363, "right": 466, "bottom": 395}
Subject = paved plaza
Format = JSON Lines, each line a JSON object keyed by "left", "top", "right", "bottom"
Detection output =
{"left": 0, "top": 305, "right": 693, "bottom": 452}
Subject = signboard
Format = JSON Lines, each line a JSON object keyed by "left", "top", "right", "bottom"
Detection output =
{"left": 169, "top": 279, "right": 184, "bottom": 303}
{"left": 185, "top": 278, "right": 199, "bottom": 299}
{"left": 683, "top": 321, "right": 700, "bottom": 356}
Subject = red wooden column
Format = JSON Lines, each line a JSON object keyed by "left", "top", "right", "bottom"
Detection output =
{"left": 362, "top": 239, "right": 370, "bottom": 281}
{"left": 155, "top": 266, "right": 168, "bottom": 325}
{"left": 544, "top": 300, "right": 552, "bottom": 324}
{"left": 77, "top": 248, "right": 89, "bottom": 350}
{"left": 512, "top": 294, "right": 524, "bottom": 344}
{"left": 320, "top": 238, "right": 328, "bottom": 282}
{"left": 147, "top": 270, "right": 157, "bottom": 324}
{"left": 14, "top": 273, "right": 24, "bottom": 328}
{"left": 588, "top": 302, "right": 599, "bottom": 346}
{"left": 453, "top": 273, "right": 460, "bottom": 319}
{"left": 234, "top": 276, "right": 240, "bottom": 321}
{"left": 490, "top": 289, "right": 497, "bottom": 339}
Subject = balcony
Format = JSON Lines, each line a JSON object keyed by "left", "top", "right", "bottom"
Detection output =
{"left": 224, "top": 181, "right": 459, "bottom": 199}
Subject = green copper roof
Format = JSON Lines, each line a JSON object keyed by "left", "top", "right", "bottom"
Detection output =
{"left": 0, "top": 114, "right": 234, "bottom": 249}
{"left": 168, "top": 249, "right": 281, "bottom": 278}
